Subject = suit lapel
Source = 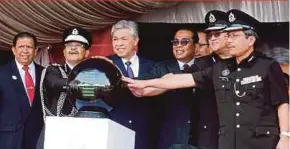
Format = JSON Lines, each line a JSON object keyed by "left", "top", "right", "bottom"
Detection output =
{"left": 137, "top": 57, "right": 144, "bottom": 77}
{"left": 32, "top": 63, "right": 43, "bottom": 107}
{"left": 167, "top": 60, "right": 181, "bottom": 73}
{"left": 113, "top": 57, "right": 128, "bottom": 77}
{"left": 10, "top": 61, "right": 31, "bottom": 117}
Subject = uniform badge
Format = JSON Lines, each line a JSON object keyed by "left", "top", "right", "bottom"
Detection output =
{"left": 209, "top": 13, "right": 216, "bottom": 23}
{"left": 12, "top": 75, "right": 17, "bottom": 80}
{"left": 229, "top": 12, "right": 236, "bottom": 22}
{"left": 222, "top": 69, "right": 230, "bottom": 76}
{"left": 241, "top": 75, "right": 262, "bottom": 85}
{"left": 72, "top": 28, "right": 79, "bottom": 35}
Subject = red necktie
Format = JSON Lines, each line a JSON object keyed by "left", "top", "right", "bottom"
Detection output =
{"left": 22, "top": 66, "right": 35, "bottom": 105}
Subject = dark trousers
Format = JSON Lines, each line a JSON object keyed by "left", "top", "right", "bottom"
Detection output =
{"left": 36, "top": 127, "right": 45, "bottom": 149}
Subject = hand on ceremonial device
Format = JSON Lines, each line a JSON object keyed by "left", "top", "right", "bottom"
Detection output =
{"left": 122, "top": 76, "right": 147, "bottom": 97}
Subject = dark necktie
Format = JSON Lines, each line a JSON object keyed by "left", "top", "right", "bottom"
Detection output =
{"left": 182, "top": 64, "right": 190, "bottom": 72}
{"left": 183, "top": 64, "right": 189, "bottom": 70}
{"left": 125, "top": 61, "right": 134, "bottom": 78}
{"left": 22, "top": 66, "right": 35, "bottom": 105}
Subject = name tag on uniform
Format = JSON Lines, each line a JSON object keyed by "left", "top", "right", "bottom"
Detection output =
{"left": 241, "top": 75, "right": 262, "bottom": 85}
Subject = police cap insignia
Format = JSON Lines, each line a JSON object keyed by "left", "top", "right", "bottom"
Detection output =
{"left": 225, "top": 9, "right": 260, "bottom": 31}
{"left": 72, "top": 28, "right": 79, "bottom": 35}
{"left": 63, "top": 26, "right": 92, "bottom": 49}
{"left": 209, "top": 13, "right": 216, "bottom": 23}
{"left": 204, "top": 10, "right": 228, "bottom": 32}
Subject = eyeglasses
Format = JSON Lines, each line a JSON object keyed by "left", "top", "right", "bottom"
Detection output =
{"left": 65, "top": 43, "right": 85, "bottom": 49}
{"left": 171, "top": 38, "right": 192, "bottom": 46}
{"left": 206, "top": 32, "right": 222, "bottom": 39}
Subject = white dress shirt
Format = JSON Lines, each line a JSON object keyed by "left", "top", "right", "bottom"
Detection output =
{"left": 177, "top": 58, "right": 195, "bottom": 70}
{"left": 121, "top": 53, "right": 139, "bottom": 78}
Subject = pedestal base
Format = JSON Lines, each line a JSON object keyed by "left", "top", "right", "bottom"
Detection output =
{"left": 44, "top": 116, "right": 135, "bottom": 149}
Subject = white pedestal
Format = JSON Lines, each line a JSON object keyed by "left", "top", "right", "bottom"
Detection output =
{"left": 44, "top": 116, "right": 135, "bottom": 149}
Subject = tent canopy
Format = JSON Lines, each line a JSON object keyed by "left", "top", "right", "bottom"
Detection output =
{"left": 0, "top": 0, "right": 288, "bottom": 50}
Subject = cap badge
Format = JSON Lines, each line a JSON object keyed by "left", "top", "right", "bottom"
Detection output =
{"left": 229, "top": 12, "right": 236, "bottom": 22}
{"left": 72, "top": 28, "right": 79, "bottom": 35}
{"left": 209, "top": 13, "right": 216, "bottom": 23}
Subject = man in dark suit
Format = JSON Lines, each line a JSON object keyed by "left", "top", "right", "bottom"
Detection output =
{"left": 108, "top": 20, "right": 155, "bottom": 149}
{"left": 140, "top": 28, "right": 199, "bottom": 149}
{"left": 0, "top": 32, "right": 43, "bottom": 149}
{"left": 169, "top": 10, "right": 231, "bottom": 149}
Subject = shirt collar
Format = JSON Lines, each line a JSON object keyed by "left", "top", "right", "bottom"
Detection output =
{"left": 15, "top": 59, "right": 35, "bottom": 71}
{"left": 121, "top": 52, "right": 138, "bottom": 65}
{"left": 177, "top": 58, "right": 195, "bottom": 70}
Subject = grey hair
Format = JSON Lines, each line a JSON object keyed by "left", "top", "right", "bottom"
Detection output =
{"left": 244, "top": 29, "right": 259, "bottom": 39}
{"left": 111, "top": 20, "right": 139, "bottom": 39}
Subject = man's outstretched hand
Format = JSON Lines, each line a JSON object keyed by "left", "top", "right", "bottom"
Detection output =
{"left": 122, "top": 76, "right": 147, "bottom": 89}
{"left": 122, "top": 76, "right": 147, "bottom": 97}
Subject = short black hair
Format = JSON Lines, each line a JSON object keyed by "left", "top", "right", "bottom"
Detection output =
{"left": 13, "top": 32, "right": 37, "bottom": 48}
{"left": 175, "top": 28, "right": 199, "bottom": 44}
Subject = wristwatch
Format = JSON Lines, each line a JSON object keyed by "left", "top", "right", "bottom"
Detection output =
{"left": 280, "top": 131, "right": 290, "bottom": 137}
